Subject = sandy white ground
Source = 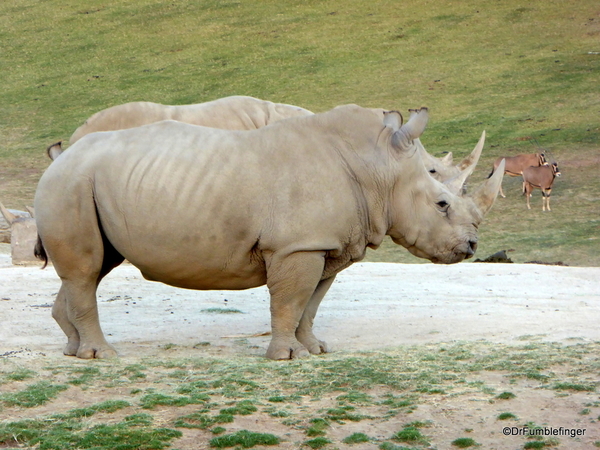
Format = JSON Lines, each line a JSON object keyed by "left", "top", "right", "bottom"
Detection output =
{"left": 1, "top": 243, "right": 598, "bottom": 358}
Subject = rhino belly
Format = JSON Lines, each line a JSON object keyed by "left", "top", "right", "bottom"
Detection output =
{"left": 96, "top": 200, "right": 267, "bottom": 291}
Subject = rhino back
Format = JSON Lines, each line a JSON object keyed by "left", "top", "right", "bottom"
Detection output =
{"left": 170, "top": 96, "right": 313, "bottom": 130}
{"left": 69, "top": 102, "right": 173, "bottom": 144}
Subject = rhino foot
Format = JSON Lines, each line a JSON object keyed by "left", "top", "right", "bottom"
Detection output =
{"left": 266, "top": 339, "right": 311, "bottom": 360}
{"left": 63, "top": 341, "right": 80, "bottom": 356}
{"left": 310, "top": 340, "right": 329, "bottom": 354}
{"left": 75, "top": 343, "right": 118, "bottom": 359}
{"left": 296, "top": 333, "right": 329, "bottom": 355}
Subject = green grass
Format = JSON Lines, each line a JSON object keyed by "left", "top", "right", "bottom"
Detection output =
{"left": 304, "top": 437, "right": 332, "bottom": 449}
{"left": 1, "top": 0, "right": 598, "bottom": 266}
{"left": 209, "top": 430, "right": 280, "bottom": 448}
{"left": 496, "top": 391, "right": 516, "bottom": 400}
{"left": 452, "top": 437, "right": 478, "bottom": 448}
{"left": 0, "top": 381, "right": 68, "bottom": 408}
{"left": 1, "top": 341, "right": 599, "bottom": 449}
{"left": 343, "top": 432, "right": 370, "bottom": 444}
{"left": 392, "top": 426, "right": 428, "bottom": 445}
{"left": 0, "top": 412, "right": 181, "bottom": 450}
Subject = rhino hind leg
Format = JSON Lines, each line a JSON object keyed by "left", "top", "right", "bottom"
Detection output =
{"left": 295, "top": 276, "right": 336, "bottom": 355}
{"left": 41, "top": 198, "right": 124, "bottom": 358}
{"left": 52, "top": 235, "right": 124, "bottom": 358}
{"left": 265, "top": 251, "right": 327, "bottom": 360}
{"left": 52, "top": 285, "right": 81, "bottom": 356}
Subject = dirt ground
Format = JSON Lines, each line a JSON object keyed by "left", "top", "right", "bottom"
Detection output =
{"left": 1, "top": 243, "right": 599, "bottom": 449}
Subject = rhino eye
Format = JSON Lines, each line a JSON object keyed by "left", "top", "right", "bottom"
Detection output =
{"left": 436, "top": 200, "right": 449, "bottom": 213}
{"left": 429, "top": 169, "right": 437, "bottom": 174}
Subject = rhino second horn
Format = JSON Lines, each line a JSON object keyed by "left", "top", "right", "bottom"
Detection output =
{"left": 443, "top": 131, "right": 486, "bottom": 195}
{"left": 441, "top": 152, "right": 453, "bottom": 166}
{"left": 0, "top": 201, "right": 16, "bottom": 225}
{"left": 456, "top": 130, "right": 485, "bottom": 171}
{"left": 469, "top": 158, "right": 505, "bottom": 216}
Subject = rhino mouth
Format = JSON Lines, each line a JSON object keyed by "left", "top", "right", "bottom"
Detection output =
{"left": 428, "top": 239, "right": 477, "bottom": 265}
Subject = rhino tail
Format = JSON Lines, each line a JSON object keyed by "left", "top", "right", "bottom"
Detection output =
{"left": 34, "top": 235, "right": 48, "bottom": 269}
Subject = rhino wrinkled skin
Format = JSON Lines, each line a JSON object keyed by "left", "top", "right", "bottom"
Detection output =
{"left": 34, "top": 105, "right": 504, "bottom": 360}
{"left": 51, "top": 97, "right": 482, "bottom": 188}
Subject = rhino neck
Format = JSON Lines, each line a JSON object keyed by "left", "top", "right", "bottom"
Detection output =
{"left": 325, "top": 127, "right": 396, "bottom": 250}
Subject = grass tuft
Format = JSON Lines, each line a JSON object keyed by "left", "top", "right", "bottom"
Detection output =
{"left": 452, "top": 437, "right": 478, "bottom": 448}
{"left": 343, "top": 432, "right": 370, "bottom": 444}
{"left": 304, "top": 437, "right": 332, "bottom": 449}
{"left": 496, "top": 391, "right": 516, "bottom": 400}
{"left": 209, "top": 430, "right": 280, "bottom": 448}
{"left": 0, "top": 381, "right": 68, "bottom": 408}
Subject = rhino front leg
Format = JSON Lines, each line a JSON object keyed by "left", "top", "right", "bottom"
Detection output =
{"left": 52, "top": 285, "right": 81, "bottom": 356}
{"left": 265, "top": 251, "right": 325, "bottom": 360}
{"left": 295, "top": 275, "right": 336, "bottom": 355}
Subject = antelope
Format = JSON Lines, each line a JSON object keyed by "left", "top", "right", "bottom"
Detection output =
{"left": 522, "top": 162, "right": 561, "bottom": 211}
{"left": 488, "top": 153, "right": 547, "bottom": 197}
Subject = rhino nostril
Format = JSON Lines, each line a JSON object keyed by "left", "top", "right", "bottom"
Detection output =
{"left": 467, "top": 240, "right": 478, "bottom": 255}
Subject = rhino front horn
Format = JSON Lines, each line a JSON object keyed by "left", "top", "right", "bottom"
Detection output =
{"left": 470, "top": 158, "right": 505, "bottom": 215}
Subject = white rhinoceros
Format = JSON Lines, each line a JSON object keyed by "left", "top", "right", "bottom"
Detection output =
{"left": 34, "top": 105, "right": 504, "bottom": 360}
{"left": 46, "top": 95, "right": 314, "bottom": 160}
{"left": 48, "top": 98, "right": 482, "bottom": 189}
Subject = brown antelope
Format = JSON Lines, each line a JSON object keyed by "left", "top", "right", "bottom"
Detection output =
{"left": 522, "top": 162, "right": 561, "bottom": 211}
{"left": 488, "top": 153, "right": 547, "bottom": 197}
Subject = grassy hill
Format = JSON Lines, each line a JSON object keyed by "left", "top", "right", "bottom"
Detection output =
{"left": 1, "top": 0, "right": 598, "bottom": 265}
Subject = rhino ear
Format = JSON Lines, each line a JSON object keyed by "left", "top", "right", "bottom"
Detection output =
{"left": 383, "top": 110, "right": 403, "bottom": 131}
{"left": 400, "top": 107, "right": 429, "bottom": 140}
{"left": 469, "top": 158, "right": 505, "bottom": 215}
{"left": 46, "top": 141, "right": 63, "bottom": 161}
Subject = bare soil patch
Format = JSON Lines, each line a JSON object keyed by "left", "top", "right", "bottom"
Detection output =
{"left": 1, "top": 245, "right": 599, "bottom": 449}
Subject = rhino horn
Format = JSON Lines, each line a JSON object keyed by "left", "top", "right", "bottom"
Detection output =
{"left": 0, "top": 201, "right": 16, "bottom": 225}
{"left": 456, "top": 130, "right": 485, "bottom": 171}
{"left": 46, "top": 141, "right": 63, "bottom": 161}
{"left": 402, "top": 108, "right": 429, "bottom": 140}
{"left": 441, "top": 152, "right": 453, "bottom": 165}
{"left": 469, "top": 158, "right": 505, "bottom": 215}
{"left": 443, "top": 131, "right": 486, "bottom": 195}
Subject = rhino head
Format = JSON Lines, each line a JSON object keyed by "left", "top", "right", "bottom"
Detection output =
{"left": 382, "top": 108, "right": 504, "bottom": 264}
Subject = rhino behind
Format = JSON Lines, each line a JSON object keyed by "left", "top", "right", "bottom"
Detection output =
{"left": 34, "top": 105, "right": 504, "bottom": 360}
